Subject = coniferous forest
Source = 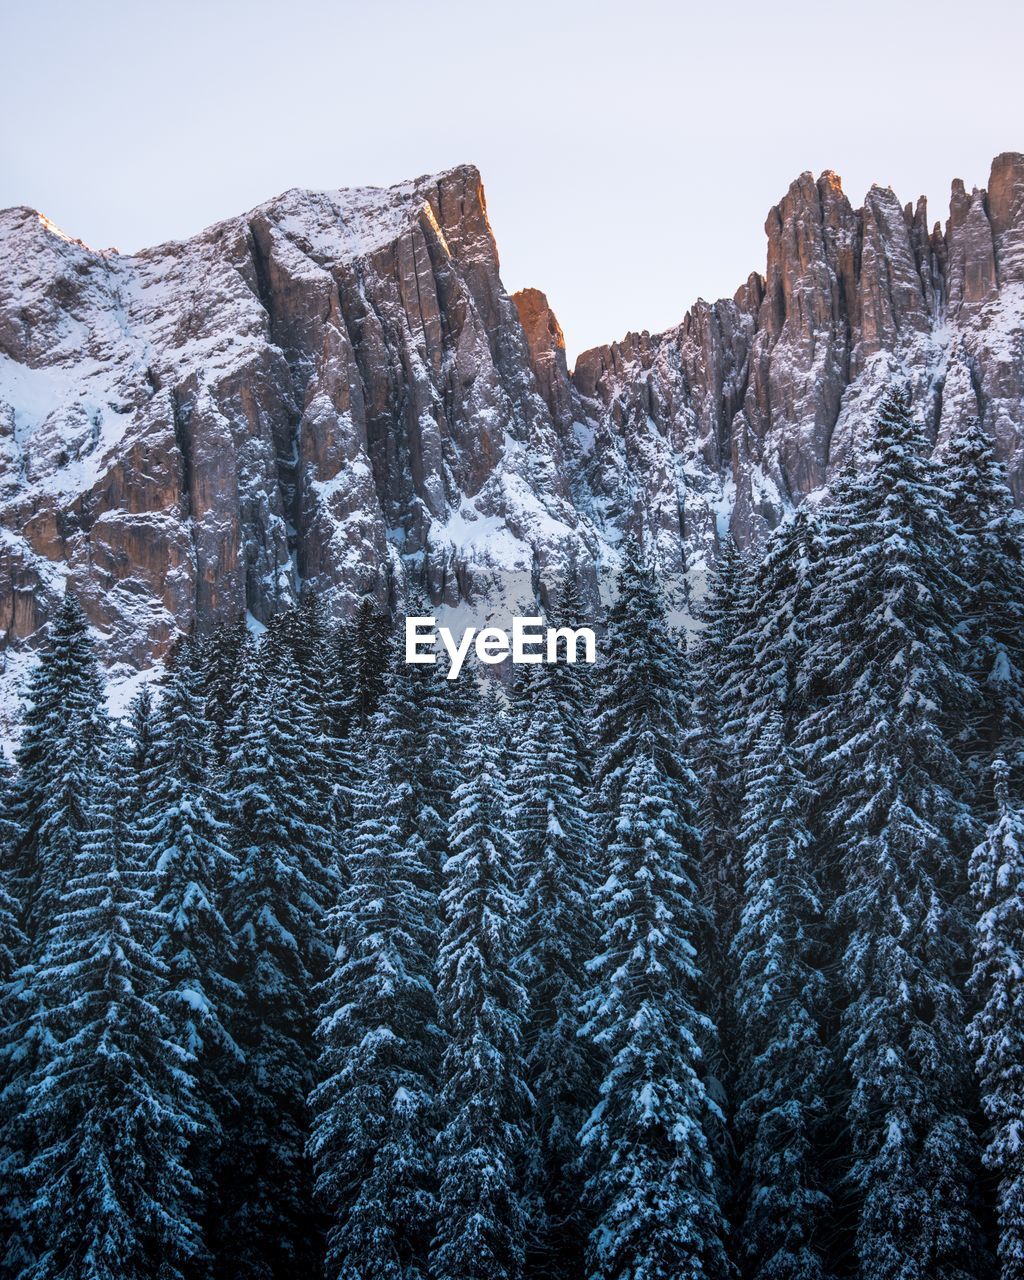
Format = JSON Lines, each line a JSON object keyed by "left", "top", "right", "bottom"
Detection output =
{"left": 0, "top": 387, "right": 1023, "bottom": 1280}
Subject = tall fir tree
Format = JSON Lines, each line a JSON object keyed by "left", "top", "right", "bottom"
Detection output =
{"left": 431, "top": 700, "right": 530, "bottom": 1280}
{"left": 691, "top": 534, "right": 749, "bottom": 955}
{"left": 731, "top": 711, "right": 832, "bottom": 1280}
{"left": 1, "top": 594, "right": 109, "bottom": 1277}
{"left": 308, "top": 740, "right": 439, "bottom": 1280}
{"left": 799, "top": 386, "right": 984, "bottom": 1280}
{"left": 367, "top": 638, "right": 472, "bottom": 891}
{"left": 140, "top": 661, "right": 241, "bottom": 1254}
{"left": 969, "top": 759, "right": 1024, "bottom": 1280}
{"left": 216, "top": 625, "right": 262, "bottom": 768}
{"left": 580, "top": 741, "right": 728, "bottom": 1280}
{"left": 942, "top": 414, "right": 1024, "bottom": 808}
{"left": 217, "top": 654, "right": 324, "bottom": 1280}
{"left": 257, "top": 648, "right": 339, "bottom": 976}
{"left": 348, "top": 596, "right": 392, "bottom": 733}
{"left": 144, "top": 663, "right": 239, "bottom": 1058}
{"left": 0, "top": 755, "right": 23, "bottom": 1007}
{"left": 0, "top": 757, "right": 26, "bottom": 1280}
{"left": 592, "top": 539, "right": 696, "bottom": 822}
{"left": 582, "top": 544, "right": 728, "bottom": 1280}
{"left": 261, "top": 597, "right": 348, "bottom": 825}
{"left": 734, "top": 507, "right": 824, "bottom": 745}
{"left": 0, "top": 747, "right": 24, "bottom": 998}
{"left": 19, "top": 731, "right": 201, "bottom": 1280}
{"left": 512, "top": 660, "right": 599, "bottom": 1280}
{"left": 546, "top": 568, "right": 598, "bottom": 746}
{"left": 196, "top": 613, "right": 250, "bottom": 769}
{"left": 121, "top": 686, "right": 162, "bottom": 817}
{"left": 10, "top": 593, "right": 108, "bottom": 938}
{"left": 304, "top": 593, "right": 450, "bottom": 1280}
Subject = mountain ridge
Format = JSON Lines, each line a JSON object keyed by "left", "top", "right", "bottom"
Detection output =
{"left": 1, "top": 153, "right": 1022, "bottom": 714}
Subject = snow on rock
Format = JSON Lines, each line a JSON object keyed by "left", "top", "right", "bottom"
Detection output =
{"left": 1, "top": 155, "right": 1023, "bottom": 729}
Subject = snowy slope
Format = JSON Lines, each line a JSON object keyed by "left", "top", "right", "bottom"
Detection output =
{"left": 0, "top": 154, "right": 1023, "bottom": 729}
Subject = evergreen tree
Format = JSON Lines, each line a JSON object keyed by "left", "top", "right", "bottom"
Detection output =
{"left": 261, "top": 598, "right": 313, "bottom": 671}
{"left": 10, "top": 593, "right": 108, "bottom": 938}
{"left": 287, "top": 595, "right": 360, "bottom": 835}
{"left": 1, "top": 595, "right": 109, "bottom": 1277}
{"left": 799, "top": 387, "right": 984, "bottom": 1280}
{"left": 431, "top": 703, "right": 530, "bottom": 1280}
{"left": 121, "top": 686, "right": 162, "bottom": 816}
{"left": 144, "top": 662, "right": 238, "bottom": 1059}
{"left": 308, "top": 745, "right": 439, "bottom": 1280}
{"left": 592, "top": 539, "right": 695, "bottom": 823}
{"left": 943, "top": 415, "right": 1024, "bottom": 807}
{"left": 547, "top": 568, "right": 598, "bottom": 746}
{"left": 691, "top": 535, "right": 748, "bottom": 949}
{"left": 246, "top": 616, "right": 346, "bottom": 953}
{"left": 141, "top": 662, "right": 241, "bottom": 1247}
{"left": 732, "top": 711, "right": 832, "bottom": 1280}
{"left": 582, "top": 545, "right": 727, "bottom": 1280}
{"left": 19, "top": 734, "right": 201, "bottom": 1280}
{"left": 256, "top": 647, "right": 338, "bottom": 976}
{"left": 368, "top": 641, "right": 470, "bottom": 892}
{"left": 580, "top": 741, "right": 728, "bottom": 1280}
{"left": 319, "top": 614, "right": 358, "bottom": 752}
{"left": 969, "top": 759, "right": 1024, "bottom": 1280}
{"left": 216, "top": 625, "right": 262, "bottom": 768}
{"left": 349, "top": 596, "right": 392, "bottom": 733}
{"left": 0, "top": 758, "right": 23, "bottom": 999}
{"left": 735, "top": 507, "right": 824, "bottom": 744}
{"left": 217, "top": 659, "right": 323, "bottom": 1280}
{"left": 262, "top": 599, "right": 345, "bottom": 787}
{"left": 196, "top": 613, "right": 250, "bottom": 768}
{"left": 0, "top": 757, "right": 26, "bottom": 1280}
{"left": 512, "top": 657, "right": 599, "bottom": 1279}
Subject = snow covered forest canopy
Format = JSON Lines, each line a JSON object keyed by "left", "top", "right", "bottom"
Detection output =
{"left": 0, "top": 387, "right": 1023, "bottom": 1280}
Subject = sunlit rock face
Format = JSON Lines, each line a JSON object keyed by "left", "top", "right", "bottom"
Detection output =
{"left": 566, "top": 152, "right": 1024, "bottom": 571}
{"left": 1, "top": 153, "right": 1023, "bottom": 689}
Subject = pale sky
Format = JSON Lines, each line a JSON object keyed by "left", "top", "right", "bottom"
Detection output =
{"left": 2, "top": 0, "right": 1022, "bottom": 361}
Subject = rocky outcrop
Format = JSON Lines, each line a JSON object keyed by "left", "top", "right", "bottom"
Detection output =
{"left": 565, "top": 152, "right": 1024, "bottom": 563}
{"left": 513, "top": 288, "right": 574, "bottom": 435}
{"left": 1, "top": 154, "right": 1023, "bottom": 703}
{"left": 989, "top": 151, "right": 1024, "bottom": 285}
{"left": 0, "top": 167, "right": 589, "bottom": 689}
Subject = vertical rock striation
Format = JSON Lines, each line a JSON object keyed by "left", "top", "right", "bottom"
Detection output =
{"left": 0, "top": 154, "right": 1023, "bottom": 699}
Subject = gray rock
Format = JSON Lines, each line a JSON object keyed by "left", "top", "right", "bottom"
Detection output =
{"left": 0, "top": 154, "right": 1022, "bottom": 710}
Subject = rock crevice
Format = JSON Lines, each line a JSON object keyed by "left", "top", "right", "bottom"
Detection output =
{"left": 0, "top": 156, "right": 1022, "bottom": 688}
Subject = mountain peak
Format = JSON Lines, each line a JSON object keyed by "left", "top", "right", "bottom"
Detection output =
{"left": 0, "top": 153, "right": 1022, "bottom": 736}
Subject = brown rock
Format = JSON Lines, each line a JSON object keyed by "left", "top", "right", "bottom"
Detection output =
{"left": 988, "top": 152, "right": 1024, "bottom": 285}
{"left": 1, "top": 153, "right": 1023, "bottom": 701}
{"left": 513, "top": 288, "right": 574, "bottom": 433}
{"left": 945, "top": 180, "right": 997, "bottom": 313}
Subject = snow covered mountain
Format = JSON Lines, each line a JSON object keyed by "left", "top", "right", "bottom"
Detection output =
{"left": 1, "top": 154, "right": 1023, "bottom": 696}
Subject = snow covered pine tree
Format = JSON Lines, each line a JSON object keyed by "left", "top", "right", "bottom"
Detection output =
{"left": 431, "top": 695, "right": 531, "bottom": 1280}
{"left": 20, "top": 715, "right": 201, "bottom": 1280}
{"left": 942, "top": 414, "right": 1024, "bottom": 809}
{"left": 798, "top": 386, "right": 984, "bottom": 1280}
{"left": 218, "top": 645, "right": 326, "bottom": 1280}
{"left": 307, "top": 648, "right": 449, "bottom": 1280}
{"left": 511, "top": 640, "right": 599, "bottom": 1280}
{"left": 731, "top": 710, "right": 832, "bottom": 1280}
{"left": 582, "top": 542, "right": 729, "bottom": 1280}
{"left": 1, "top": 594, "right": 111, "bottom": 1277}
{"left": 139, "top": 658, "right": 241, "bottom": 1248}
{"left": 969, "top": 759, "right": 1024, "bottom": 1280}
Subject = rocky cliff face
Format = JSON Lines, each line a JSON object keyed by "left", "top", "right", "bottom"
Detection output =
{"left": 565, "top": 154, "right": 1024, "bottom": 574}
{"left": 1, "top": 154, "right": 1023, "bottom": 701}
